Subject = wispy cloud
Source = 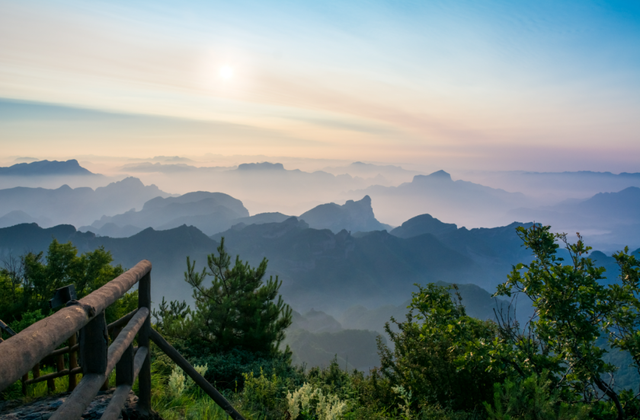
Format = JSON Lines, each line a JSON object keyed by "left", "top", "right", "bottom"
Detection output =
{"left": 1, "top": 0, "right": 639, "bottom": 170}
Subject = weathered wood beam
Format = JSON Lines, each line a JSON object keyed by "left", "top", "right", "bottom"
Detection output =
{"left": 150, "top": 328, "right": 246, "bottom": 420}
{"left": 101, "top": 346, "right": 148, "bottom": 420}
{"left": 48, "top": 307, "right": 149, "bottom": 420}
{"left": 0, "top": 260, "right": 151, "bottom": 391}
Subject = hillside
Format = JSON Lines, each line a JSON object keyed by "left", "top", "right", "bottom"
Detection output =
{"left": 0, "top": 214, "right": 535, "bottom": 314}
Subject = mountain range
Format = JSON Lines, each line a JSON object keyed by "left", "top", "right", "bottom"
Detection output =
{"left": 85, "top": 191, "right": 250, "bottom": 236}
{"left": 463, "top": 170, "right": 640, "bottom": 203}
{"left": 0, "top": 177, "right": 169, "bottom": 227}
{"left": 0, "top": 211, "right": 543, "bottom": 313}
{"left": 119, "top": 160, "right": 377, "bottom": 216}
{"left": 350, "top": 170, "right": 530, "bottom": 227}
{"left": 83, "top": 194, "right": 389, "bottom": 237}
{"left": 508, "top": 186, "right": 640, "bottom": 252}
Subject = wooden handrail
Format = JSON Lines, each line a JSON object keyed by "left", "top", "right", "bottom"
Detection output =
{"left": 101, "top": 346, "right": 148, "bottom": 420}
{"left": 50, "top": 308, "right": 149, "bottom": 420}
{"left": 150, "top": 328, "right": 245, "bottom": 420}
{"left": 23, "top": 367, "right": 83, "bottom": 386}
{"left": 0, "top": 260, "right": 151, "bottom": 390}
{"left": 0, "top": 258, "right": 245, "bottom": 420}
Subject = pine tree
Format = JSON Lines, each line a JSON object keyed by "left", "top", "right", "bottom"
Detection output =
{"left": 181, "top": 238, "right": 292, "bottom": 354}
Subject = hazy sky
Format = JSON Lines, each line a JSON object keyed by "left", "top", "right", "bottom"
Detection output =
{"left": 1, "top": 0, "right": 639, "bottom": 172}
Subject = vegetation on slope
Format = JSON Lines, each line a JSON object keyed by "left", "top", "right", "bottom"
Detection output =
{"left": 2, "top": 225, "right": 639, "bottom": 419}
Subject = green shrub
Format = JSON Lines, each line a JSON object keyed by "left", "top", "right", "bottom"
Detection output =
{"left": 188, "top": 347, "right": 303, "bottom": 391}
{"left": 484, "top": 372, "right": 589, "bottom": 420}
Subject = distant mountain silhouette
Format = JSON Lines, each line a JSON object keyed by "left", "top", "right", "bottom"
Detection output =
{"left": 290, "top": 309, "right": 342, "bottom": 333}
{"left": 340, "top": 281, "right": 509, "bottom": 335}
{"left": 117, "top": 161, "right": 376, "bottom": 216}
{"left": 466, "top": 170, "right": 640, "bottom": 204}
{"left": 390, "top": 214, "right": 457, "bottom": 238}
{"left": 2, "top": 218, "right": 631, "bottom": 315}
{"left": 87, "top": 223, "right": 144, "bottom": 238}
{"left": 507, "top": 186, "right": 640, "bottom": 251}
{"left": 0, "top": 159, "right": 97, "bottom": 176}
{"left": 237, "top": 162, "right": 285, "bottom": 171}
{"left": 352, "top": 169, "right": 530, "bottom": 227}
{"left": 321, "top": 162, "right": 420, "bottom": 186}
{"left": 0, "top": 177, "right": 169, "bottom": 227}
{"left": 211, "top": 215, "right": 535, "bottom": 310}
{"left": 86, "top": 191, "right": 249, "bottom": 236}
{"left": 227, "top": 212, "right": 291, "bottom": 230}
{"left": 299, "top": 196, "right": 392, "bottom": 233}
{"left": 0, "top": 210, "right": 51, "bottom": 229}
{"left": 88, "top": 195, "right": 397, "bottom": 238}
{"left": 0, "top": 223, "right": 218, "bottom": 306}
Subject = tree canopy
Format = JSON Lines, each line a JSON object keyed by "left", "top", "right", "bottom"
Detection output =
{"left": 154, "top": 238, "right": 292, "bottom": 355}
{"left": 0, "top": 239, "right": 135, "bottom": 335}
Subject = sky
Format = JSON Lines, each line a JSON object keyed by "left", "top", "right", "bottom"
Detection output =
{"left": 1, "top": 0, "right": 639, "bottom": 172}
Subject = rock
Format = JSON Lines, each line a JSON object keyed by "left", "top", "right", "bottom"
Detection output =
{"left": 0, "top": 389, "right": 163, "bottom": 419}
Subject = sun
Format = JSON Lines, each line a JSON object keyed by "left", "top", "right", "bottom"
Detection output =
{"left": 219, "top": 65, "right": 234, "bottom": 80}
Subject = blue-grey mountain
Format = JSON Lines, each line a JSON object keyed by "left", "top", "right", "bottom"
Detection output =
{"left": 351, "top": 170, "right": 529, "bottom": 227}
{"left": 299, "top": 195, "right": 392, "bottom": 233}
{"left": 86, "top": 191, "right": 249, "bottom": 236}
{"left": 0, "top": 159, "right": 96, "bottom": 176}
{"left": 0, "top": 177, "right": 168, "bottom": 227}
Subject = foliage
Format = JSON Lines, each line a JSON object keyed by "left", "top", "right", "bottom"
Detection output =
{"left": 188, "top": 346, "right": 301, "bottom": 391}
{"left": 484, "top": 371, "right": 589, "bottom": 420}
{"left": 286, "top": 382, "right": 348, "bottom": 420}
{"left": 8, "top": 309, "right": 45, "bottom": 333}
{"left": 0, "top": 239, "right": 135, "bottom": 331}
{"left": 168, "top": 366, "right": 187, "bottom": 398}
{"left": 494, "top": 225, "right": 640, "bottom": 419}
{"left": 377, "top": 282, "right": 504, "bottom": 412}
{"left": 4, "top": 226, "right": 640, "bottom": 420}
{"left": 153, "top": 238, "right": 292, "bottom": 355}
{"left": 242, "top": 368, "right": 289, "bottom": 416}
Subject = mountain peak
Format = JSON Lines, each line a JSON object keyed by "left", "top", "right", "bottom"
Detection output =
{"left": 300, "top": 196, "right": 388, "bottom": 233}
{"left": 427, "top": 170, "right": 451, "bottom": 180}
{"left": 411, "top": 170, "right": 452, "bottom": 183}
{"left": 237, "top": 162, "right": 285, "bottom": 171}
{"left": 0, "top": 159, "right": 96, "bottom": 176}
{"left": 390, "top": 213, "right": 457, "bottom": 239}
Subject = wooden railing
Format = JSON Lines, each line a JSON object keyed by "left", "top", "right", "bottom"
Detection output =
{"left": 0, "top": 261, "right": 244, "bottom": 420}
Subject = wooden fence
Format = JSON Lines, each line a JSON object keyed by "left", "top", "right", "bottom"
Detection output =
{"left": 0, "top": 260, "right": 244, "bottom": 420}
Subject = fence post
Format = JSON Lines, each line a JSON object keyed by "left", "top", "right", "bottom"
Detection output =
{"left": 137, "top": 272, "right": 151, "bottom": 414}
{"left": 32, "top": 362, "right": 41, "bottom": 395}
{"left": 54, "top": 354, "right": 64, "bottom": 393}
{"left": 79, "top": 312, "right": 108, "bottom": 376}
{"left": 22, "top": 373, "right": 27, "bottom": 395}
{"left": 68, "top": 334, "right": 78, "bottom": 391}
{"left": 47, "top": 356, "right": 56, "bottom": 393}
{"left": 116, "top": 344, "right": 134, "bottom": 386}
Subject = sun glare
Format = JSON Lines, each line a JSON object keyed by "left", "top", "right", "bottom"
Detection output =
{"left": 219, "top": 65, "right": 234, "bottom": 80}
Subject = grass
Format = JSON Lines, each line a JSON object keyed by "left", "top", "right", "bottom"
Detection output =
{"left": 2, "top": 366, "right": 116, "bottom": 402}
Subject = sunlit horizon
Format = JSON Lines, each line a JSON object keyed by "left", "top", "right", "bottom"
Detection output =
{"left": 1, "top": 0, "right": 639, "bottom": 172}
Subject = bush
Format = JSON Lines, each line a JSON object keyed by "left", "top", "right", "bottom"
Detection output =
{"left": 378, "top": 283, "right": 503, "bottom": 412}
{"left": 186, "top": 347, "right": 304, "bottom": 391}
{"left": 484, "top": 371, "right": 589, "bottom": 420}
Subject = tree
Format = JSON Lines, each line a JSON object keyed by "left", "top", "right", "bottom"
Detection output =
{"left": 377, "top": 283, "right": 503, "bottom": 412}
{"left": 156, "top": 238, "right": 292, "bottom": 355}
{"left": 0, "top": 239, "right": 135, "bottom": 334}
{"left": 494, "top": 225, "right": 640, "bottom": 419}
